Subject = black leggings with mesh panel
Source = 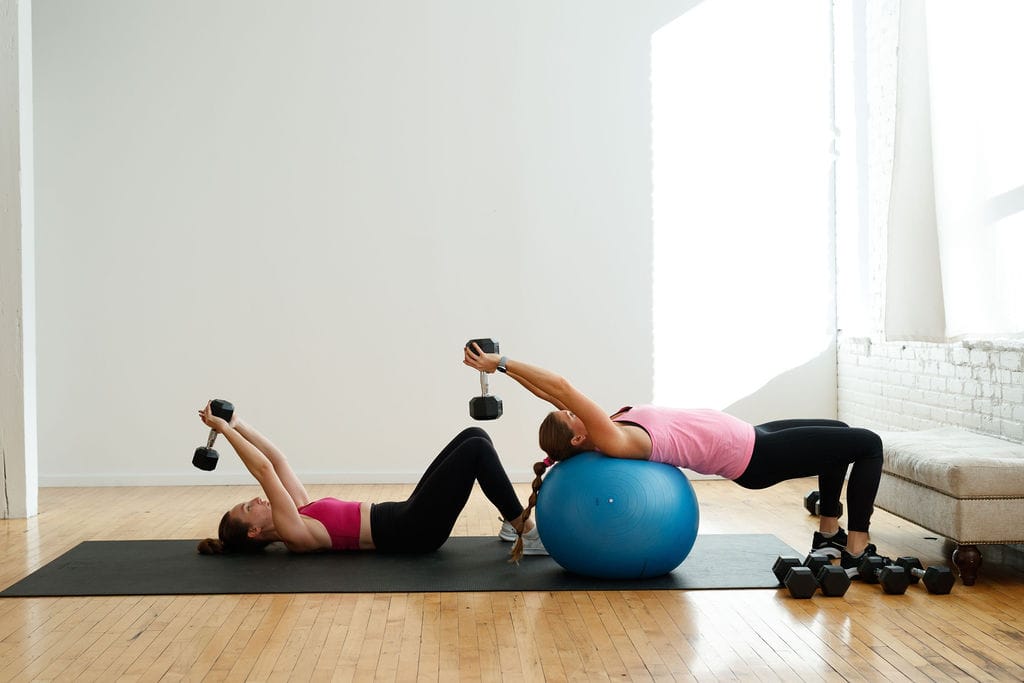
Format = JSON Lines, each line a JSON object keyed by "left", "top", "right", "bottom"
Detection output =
{"left": 733, "top": 419, "right": 883, "bottom": 532}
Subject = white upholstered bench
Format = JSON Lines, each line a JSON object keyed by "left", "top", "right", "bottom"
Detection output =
{"left": 876, "top": 427, "right": 1024, "bottom": 585}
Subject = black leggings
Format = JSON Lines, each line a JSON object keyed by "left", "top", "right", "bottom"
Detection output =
{"left": 733, "top": 420, "right": 883, "bottom": 532}
{"left": 369, "top": 427, "right": 524, "bottom": 553}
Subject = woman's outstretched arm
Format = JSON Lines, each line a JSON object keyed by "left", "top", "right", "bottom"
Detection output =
{"left": 463, "top": 345, "right": 647, "bottom": 457}
{"left": 199, "top": 404, "right": 319, "bottom": 551}
{"left": 233, "top": 418, "right": 311, "bottom": 507}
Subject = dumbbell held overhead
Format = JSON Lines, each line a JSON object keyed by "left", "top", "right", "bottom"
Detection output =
{"left": 192, "top": 399, "right": 235, "bottom": 471}
{"left": 467, "top": 338, "right": 503, "bottom": 421}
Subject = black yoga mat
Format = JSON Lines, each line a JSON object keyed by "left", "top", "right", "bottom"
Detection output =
{"left": 0, "top": 534, "right": 800, "bottom": 597}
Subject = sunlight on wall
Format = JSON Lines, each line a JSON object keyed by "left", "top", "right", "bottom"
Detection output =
{"left": 924, "top": 1, "right": 1024, "bottom": 336}
{"left": 652, "top": 0, "right": 835, "bottom": 410}
{"left": 926, "top": 2, "right": 1024, "bottom": 220}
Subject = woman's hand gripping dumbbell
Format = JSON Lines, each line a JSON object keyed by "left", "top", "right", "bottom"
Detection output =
{"left": 192, "top": 399, "right": 235, "bottom": 470}
{"left": 466, "top": 339, "right": 503, "bottom": 420}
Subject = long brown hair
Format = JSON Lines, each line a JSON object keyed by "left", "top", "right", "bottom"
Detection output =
{"left": 538, "top": 411, "right": 583, "bottom": 462}
{"left": 197, "top": 510, "right": 272, "bottom": 554}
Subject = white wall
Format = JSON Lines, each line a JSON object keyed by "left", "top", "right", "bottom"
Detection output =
{"left": 1, "top": 0, "right": 38, "bottom": 516}
{"left": 652, "top": 1, "right": 837, "bottom": 425}
{"left": 32, "top": 1, "right": 713, "bottom": 485}
{"left": 31, "top": 0, "right": 840, "bottom": 487}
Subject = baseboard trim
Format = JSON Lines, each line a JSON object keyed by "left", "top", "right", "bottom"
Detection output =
{"left": 38, "top": 469, "right": 542, "bottom": 487}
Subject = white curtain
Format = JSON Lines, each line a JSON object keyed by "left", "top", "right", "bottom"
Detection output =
{"left": 885, "top": 0, "right": 1024, "bottom": 341}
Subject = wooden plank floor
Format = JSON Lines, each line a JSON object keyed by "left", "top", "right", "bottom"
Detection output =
{"left": 2, "top": 477, "right": 1024, "bottom": 681}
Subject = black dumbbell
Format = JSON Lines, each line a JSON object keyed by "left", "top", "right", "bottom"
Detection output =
{"left": 192, "top": 399, "right": 235, "bottom": 471}
{"left": 771, "top": 556, "right": 803, "bottom": 585}
{"left": 783, "top": 565, "right": 852, "bottom": 599}
{"left": 803, "top": 490, "right": 843, "bottom": 517}
{"left": 894, "top": 557, "right": 955, "bottom": 594}
{"left": 772, "top": 553, "right": 849, "bottom": 598}
{"left": 467, "top": 338, "right": 502, "bottom": 421}
{"left": 771, "top": 552, "right": 831, "bottom": 585}
{"left": 855, "top": 556, "right": 910, "bottom": 594}
{"left": 802, "top": 552, "right": 832, "bottom": 576}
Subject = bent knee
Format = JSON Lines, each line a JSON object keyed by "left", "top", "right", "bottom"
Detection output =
{"left": 456, "top": 427, "right": 492, "bottom": 443}
{"left": 852, "top": 428, "right": 883, "bottom": 457}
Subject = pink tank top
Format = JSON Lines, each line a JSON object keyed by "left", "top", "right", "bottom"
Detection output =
{"left": 298, "top": 497, "right": 363, "bottom": 550}
{"left": 612, "top": 405, "right": 755, "bottom": 479}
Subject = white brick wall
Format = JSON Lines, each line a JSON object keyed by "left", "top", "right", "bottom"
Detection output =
{"left": 839, "top": 336, "right": 1024, "bottom": 442}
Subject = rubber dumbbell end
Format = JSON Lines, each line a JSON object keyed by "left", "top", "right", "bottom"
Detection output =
{"left": 772, "top": 556, "right": 803, "bottom": 585}
{"left": 919, "top": 566, "right": 955, "bottom": 595}
{"left": 856, "top": 556, "right": 909, "bottom": 594}
{"left": 210, "top": 399, "right": 234, "bottom": 422}
{"left": 466, "top": 338, "right": 499, "bottom": 355}
{"left": 470, "top": 395, "right": 503, "bottom": 420}
{"left": 803, "top": 552, "right": 831, "bottom": 576}
{"left": 816, "top": 565, "right": 851, "bottom": 597}
{"left": 803, "top": 490, "right": 843, "bottom": 517}
{"left": 783, "top": 566, "right": 818, "bottom": 599}
{"left": 192, "top": 447, "right": 219, "bottom": 471}
{"left": 878, "top": 565, "right": 910, "bottom": 594}
{"left": 804, "top": 490, "right": 821, "bottom": 515}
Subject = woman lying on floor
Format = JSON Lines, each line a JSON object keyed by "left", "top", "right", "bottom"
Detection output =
{"left": 196, "top": 402, "right": 545, "bottom": 557}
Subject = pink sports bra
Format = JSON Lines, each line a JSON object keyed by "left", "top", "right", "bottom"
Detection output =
{"left": 298, "top": 497, "right": 363, "bottom": 550}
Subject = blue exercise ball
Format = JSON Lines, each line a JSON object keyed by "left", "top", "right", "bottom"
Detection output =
{"left": 535, "top": 452, "right": 699, "bottom": 579}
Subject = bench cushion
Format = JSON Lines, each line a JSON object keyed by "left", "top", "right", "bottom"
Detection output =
{"left": 879, "top": 427, "right": 1024, "bottom": 498}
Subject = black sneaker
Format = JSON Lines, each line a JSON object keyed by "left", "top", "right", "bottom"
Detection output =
{"left": 840, "top": 543, "right": 891, "bottom": 578}
{"left": 811, "top": 528, "right": 848, "bottom": 559}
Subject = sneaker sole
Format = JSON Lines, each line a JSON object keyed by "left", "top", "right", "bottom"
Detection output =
{"left": 812, "top": 547, "right": 843, "bottom": 559}
{"left": 498, "top": 532, "right": 517, "bottom": 542}
{"left": 521, "top": 546, "right": 548, "bottom": 556}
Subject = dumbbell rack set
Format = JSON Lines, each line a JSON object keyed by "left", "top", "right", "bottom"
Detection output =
{"left": 773, "top": 490, "right": 958, "bottom": 599}
{"left": 772, "top": 552, "right": 954, "bottom": 599}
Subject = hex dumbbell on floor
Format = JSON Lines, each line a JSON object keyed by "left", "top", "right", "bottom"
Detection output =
{"left": 895, "top": 557, "right": 956, "bottom": 594}
{"left": 772, "top": 554, "right": 849, "bottom": 598}
{"left": 192, "top": 399, "right": 235, "bottom": 471}
{"left": 771, "top": 556, "right": 803, "bottom": 585}
{"left": 467, "top": 338, "right": 503, "bottom": 420}
{"left": 803, "top": 490, "right": 843, "bottom": 517}
{"left": 783, "top": 565, "right": 852, "bottom": 599}
{"left": 856, "top": 556, "right": 910, "bottom": 594}
{"left": 802, "top": 552, "right": 832, "bottom": 576}
{"left": 772, "top": 554, "right": 824, "bottom": 583}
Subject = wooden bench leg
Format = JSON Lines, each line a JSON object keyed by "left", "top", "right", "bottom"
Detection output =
{"left": 952, "top": 544, "right": 982, "bottom": 586}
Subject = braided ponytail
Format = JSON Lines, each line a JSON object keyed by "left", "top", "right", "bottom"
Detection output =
{"left": 510, "top": 459, "right": 551, "bottom": 563}
{"left": 197, "top": 537, "right": 226, "bottom": 554}
{"left": 510, "top": 412, "right": 586, "bottom": 563}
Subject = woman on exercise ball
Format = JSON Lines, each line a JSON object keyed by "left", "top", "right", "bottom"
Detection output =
{"left": 463, "top": 343, "right": 884, "bottom": 570}
{"left": 196, "top": 402, "right": 545, "bottom": 557}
